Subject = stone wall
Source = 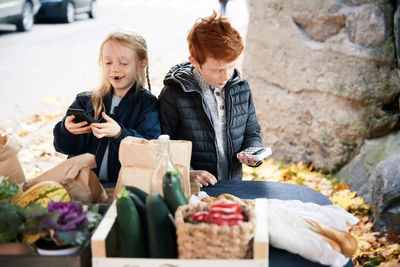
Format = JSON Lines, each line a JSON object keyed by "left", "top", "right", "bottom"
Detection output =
{"left": 243, "top": 0, "right": 400, "bottom": 171}
{"left": 338, "top": 130, "right": 400, "bottom": 233}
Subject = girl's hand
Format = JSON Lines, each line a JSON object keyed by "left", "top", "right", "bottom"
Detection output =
{"left": 237, "top": 152, "right": 263, "bottom": 167}
{"left": 190, "top": 170, "right": 217, "bottom": 187}
{"left": 90, "top": 112, "right": 122, "bottom": 139}
{"left": 64, "top": 115, "right": 92, "bottom": 135}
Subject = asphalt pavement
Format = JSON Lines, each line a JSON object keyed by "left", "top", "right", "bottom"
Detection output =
{"left": 0, "top": 0, "right": 248, "bottom": 128}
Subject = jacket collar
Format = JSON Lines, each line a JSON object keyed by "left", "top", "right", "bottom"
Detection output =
{"left": 164, "top": 62, "right": 244, "bottom": 93}
{"left": 104, "top": 82, "right": 140, "bottom": 112}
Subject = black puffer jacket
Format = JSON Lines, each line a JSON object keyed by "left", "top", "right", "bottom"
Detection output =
{"left": 158, "top": 62, "right": 263, "bottom": 180}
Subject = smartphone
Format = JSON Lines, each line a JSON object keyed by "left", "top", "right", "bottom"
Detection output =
{"left": 66, "top": 108, "right": 96, "bottom": 124}
{"left": 240, "top": 147, "right": 272, "bottom": 162}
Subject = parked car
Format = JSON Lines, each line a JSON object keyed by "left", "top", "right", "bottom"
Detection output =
{"left": 0, "top": 0, "right": 41, "bottom": 31}
{"left": 35, "top": 0, "right": 96, "bottom": 23}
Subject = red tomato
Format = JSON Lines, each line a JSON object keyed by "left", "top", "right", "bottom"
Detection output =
{"left": 209, "top": 199, "right": 244, "bottom": 226}
{"left": 188, "top": 211, "right": 209, "bottom": 223}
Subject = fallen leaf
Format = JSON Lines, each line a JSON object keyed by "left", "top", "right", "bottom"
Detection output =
{"left": 42, "top": 95, "right": 62, "bottom": 105}
{"left": 386, "top": 230, "right": 400, "bottom": 244}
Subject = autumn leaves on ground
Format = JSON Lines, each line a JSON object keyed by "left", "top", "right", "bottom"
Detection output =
{"left": 1, "top": 109, "right": 399, "bottom": 267}
{"left": 243, "top": 162, "right": 400, "bottom": 266}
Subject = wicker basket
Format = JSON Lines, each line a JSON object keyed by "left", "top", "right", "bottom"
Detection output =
{"left": 175, "top": 202, "right": 256, "bottom": 259}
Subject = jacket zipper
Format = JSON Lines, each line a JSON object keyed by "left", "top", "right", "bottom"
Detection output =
{"left": 227, "top": 91, "right": 234, "bottom": 180}
{"left": 94, "top": 138, "right": 103, "bottom": 157}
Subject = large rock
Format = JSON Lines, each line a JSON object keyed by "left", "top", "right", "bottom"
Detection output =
{"left": 338, "top": 154, "right": 372, "bottom": 203}
{"left": 339, "top": 130, "right": 400, "bottom": 233}
{"left": 339, "top": 130, "right": 400, "bottom": 201}
{"left": 347, "top": 4, "right": 392, "bottom": 48}
{"left": 292, "top": 1, "right": 346, "bottom": 42}
{"left": 344, "top": 0, "right": 391, "bottom": 6}
{"left": 243, "top": 0, "right": 400, "bottom": 170}
{"left": 371, "top": 154, "right": 400, "bottom": 234}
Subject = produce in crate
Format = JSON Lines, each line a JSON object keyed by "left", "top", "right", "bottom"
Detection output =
{"left": 208, "top": 199, "right": 245, "bottom": 226}
{"left": 20, "top": 200, "right": 102, "bottom": 252}
{"left": 216, "top": 193, "right": 254, "bottom": 207}
{"left": 0, "top": 176, "right": 20, "bottom": 201}
{"left": 125, "top": 185, "right": 149, "bottom": 203}
{"left": 13, "top": 181, "right": 70, "bottom": 208}
{"left": 116, "top": 186, "right": 147, "bottom": 258}
{"left": 11, "top": 181, "right": 71, "bottom": 244}
{"left": 163, "top": 167, "right": 188, "bottom": 214}
{"left": 200, "top": 193, "right": 254, "bottom": 207}
{"left": 150, "top": 135, "right": 185, "bottom": 199}
{"left": 175, "top": 201, "right": 255, "bottom": 259}
{"left": 188, "top": 211, "right": 209, "bottom": 223}
{"left": 200, "top": 196, "right": 216, "bottom": 204}
{"left": 188, "top": 199, "right": 245, "bottom": 226}
{"left": 145, "top": 193, "right": 177, "bottom": 258}
{"left": 116, "top": 185, "right": 181, "bottom": 258}
{"left": 0, "top": 202, "right": 26, "bottom": 243}
{"left": 125, "top": 185, "right": 150, "bottom": 252}
{"left": 127, "top": 190, "right": 149, "bottom": 257}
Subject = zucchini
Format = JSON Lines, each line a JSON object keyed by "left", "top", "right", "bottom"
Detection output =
{"left": 163, "top": 169, "right": 188, "bottom": 214}
{"left": 128, "top": 193, "right": 149, "bottom": 257}
{"left": 145, "top": 193, "right": 177, "bottom": 258}
{"left": 116, "top": 186, "right": 146, "bottom": 258}
{"left": 125, "top": 185, "right": 149, "bottom": 203}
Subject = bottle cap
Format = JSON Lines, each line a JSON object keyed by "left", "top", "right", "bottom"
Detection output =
{"left": 158, "top": 134, "right": 170, "bottom": 142}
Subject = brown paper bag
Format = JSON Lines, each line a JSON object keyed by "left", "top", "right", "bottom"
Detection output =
{"left": 114, "top": 136, "right": 192, "bottom": 199}
{"left": 0, "top": 134, "right": 26, "bottom": 184}
{"left": 23, "top": 153, "right": 108, "bottom": 203}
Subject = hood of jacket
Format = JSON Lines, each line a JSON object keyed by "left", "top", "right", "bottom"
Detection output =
{"left": 163, "top": 62, "right": 244, "bottom": 92}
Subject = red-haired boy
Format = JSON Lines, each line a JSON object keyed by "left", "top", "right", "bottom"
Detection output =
{"left": 158, "top": 11, "right": 263, "bottom": 187}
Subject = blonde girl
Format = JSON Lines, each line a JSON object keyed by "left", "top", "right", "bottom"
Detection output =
{"left": 53, "top": 29, "right": 161, "bottom": 185}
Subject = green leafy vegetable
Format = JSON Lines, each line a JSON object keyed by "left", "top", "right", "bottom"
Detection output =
{"left": 0, "top": 202, "right": 26, "bottom": 243}
{"left": 0, "top": 176, "right": 20, "bottom": 201}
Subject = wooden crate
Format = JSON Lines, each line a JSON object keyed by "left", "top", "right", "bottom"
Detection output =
{"left": 91, "top": 199, "right": 269, "bottom": 267}
{"left": 1, "top": 236, "right": 92, "bottom": 267}
{"left": 0, "top": 203, "right": 110, "bottom": 267}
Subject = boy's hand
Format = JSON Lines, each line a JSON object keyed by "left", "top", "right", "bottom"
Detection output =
{"left": 190, "top": 170, "right": 217, "bottom": 187}
{"left": 90, "top": 112, "right": 122, "bottom": 139}
{"left": 237, "top": 152, "right": 263, "bottom": 167}
{"left": 64, "top": 115, "right": 92, "bottom": 135}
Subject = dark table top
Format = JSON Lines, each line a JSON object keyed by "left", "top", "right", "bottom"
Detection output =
{"left": 202, "top": 180, "right": 353, "bottom": 267}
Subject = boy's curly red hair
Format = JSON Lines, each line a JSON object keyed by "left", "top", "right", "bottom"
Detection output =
{"left": 187, "top": 11, "right": 244, "bottom": 65}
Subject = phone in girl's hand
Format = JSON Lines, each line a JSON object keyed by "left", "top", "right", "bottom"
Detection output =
{"left": 66, "top": 108, "right": 96, "bottom": 124}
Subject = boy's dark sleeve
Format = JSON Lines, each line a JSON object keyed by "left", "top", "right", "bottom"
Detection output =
{"left": 53, "top": 97, "right": 88, "bottom": 155}
{"left": 158, "top": 86, "right": 180, "bottom": 138}
{"left": 241, "top": 82, "right": 263, "bottom": 149}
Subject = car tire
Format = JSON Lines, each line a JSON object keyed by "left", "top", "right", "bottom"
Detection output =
{"left": 62, "top": 2, "right": 75, "bottom": 23}
{"left": 88, "top": 1, "right": 97, "bottom": 19}
{"left": 15, "top": 1, "right": 34, "bottom": 32}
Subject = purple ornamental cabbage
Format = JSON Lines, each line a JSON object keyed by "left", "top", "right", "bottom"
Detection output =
{"left": 26, "top": 201, "right": 102, "bottom": 246}
{"left": 47, "top": 201, "right": 87, "bottom": 231}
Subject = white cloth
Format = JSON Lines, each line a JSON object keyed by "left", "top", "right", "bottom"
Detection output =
{"left": 267, "top": 199, "right": 359, "bottom": 267}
